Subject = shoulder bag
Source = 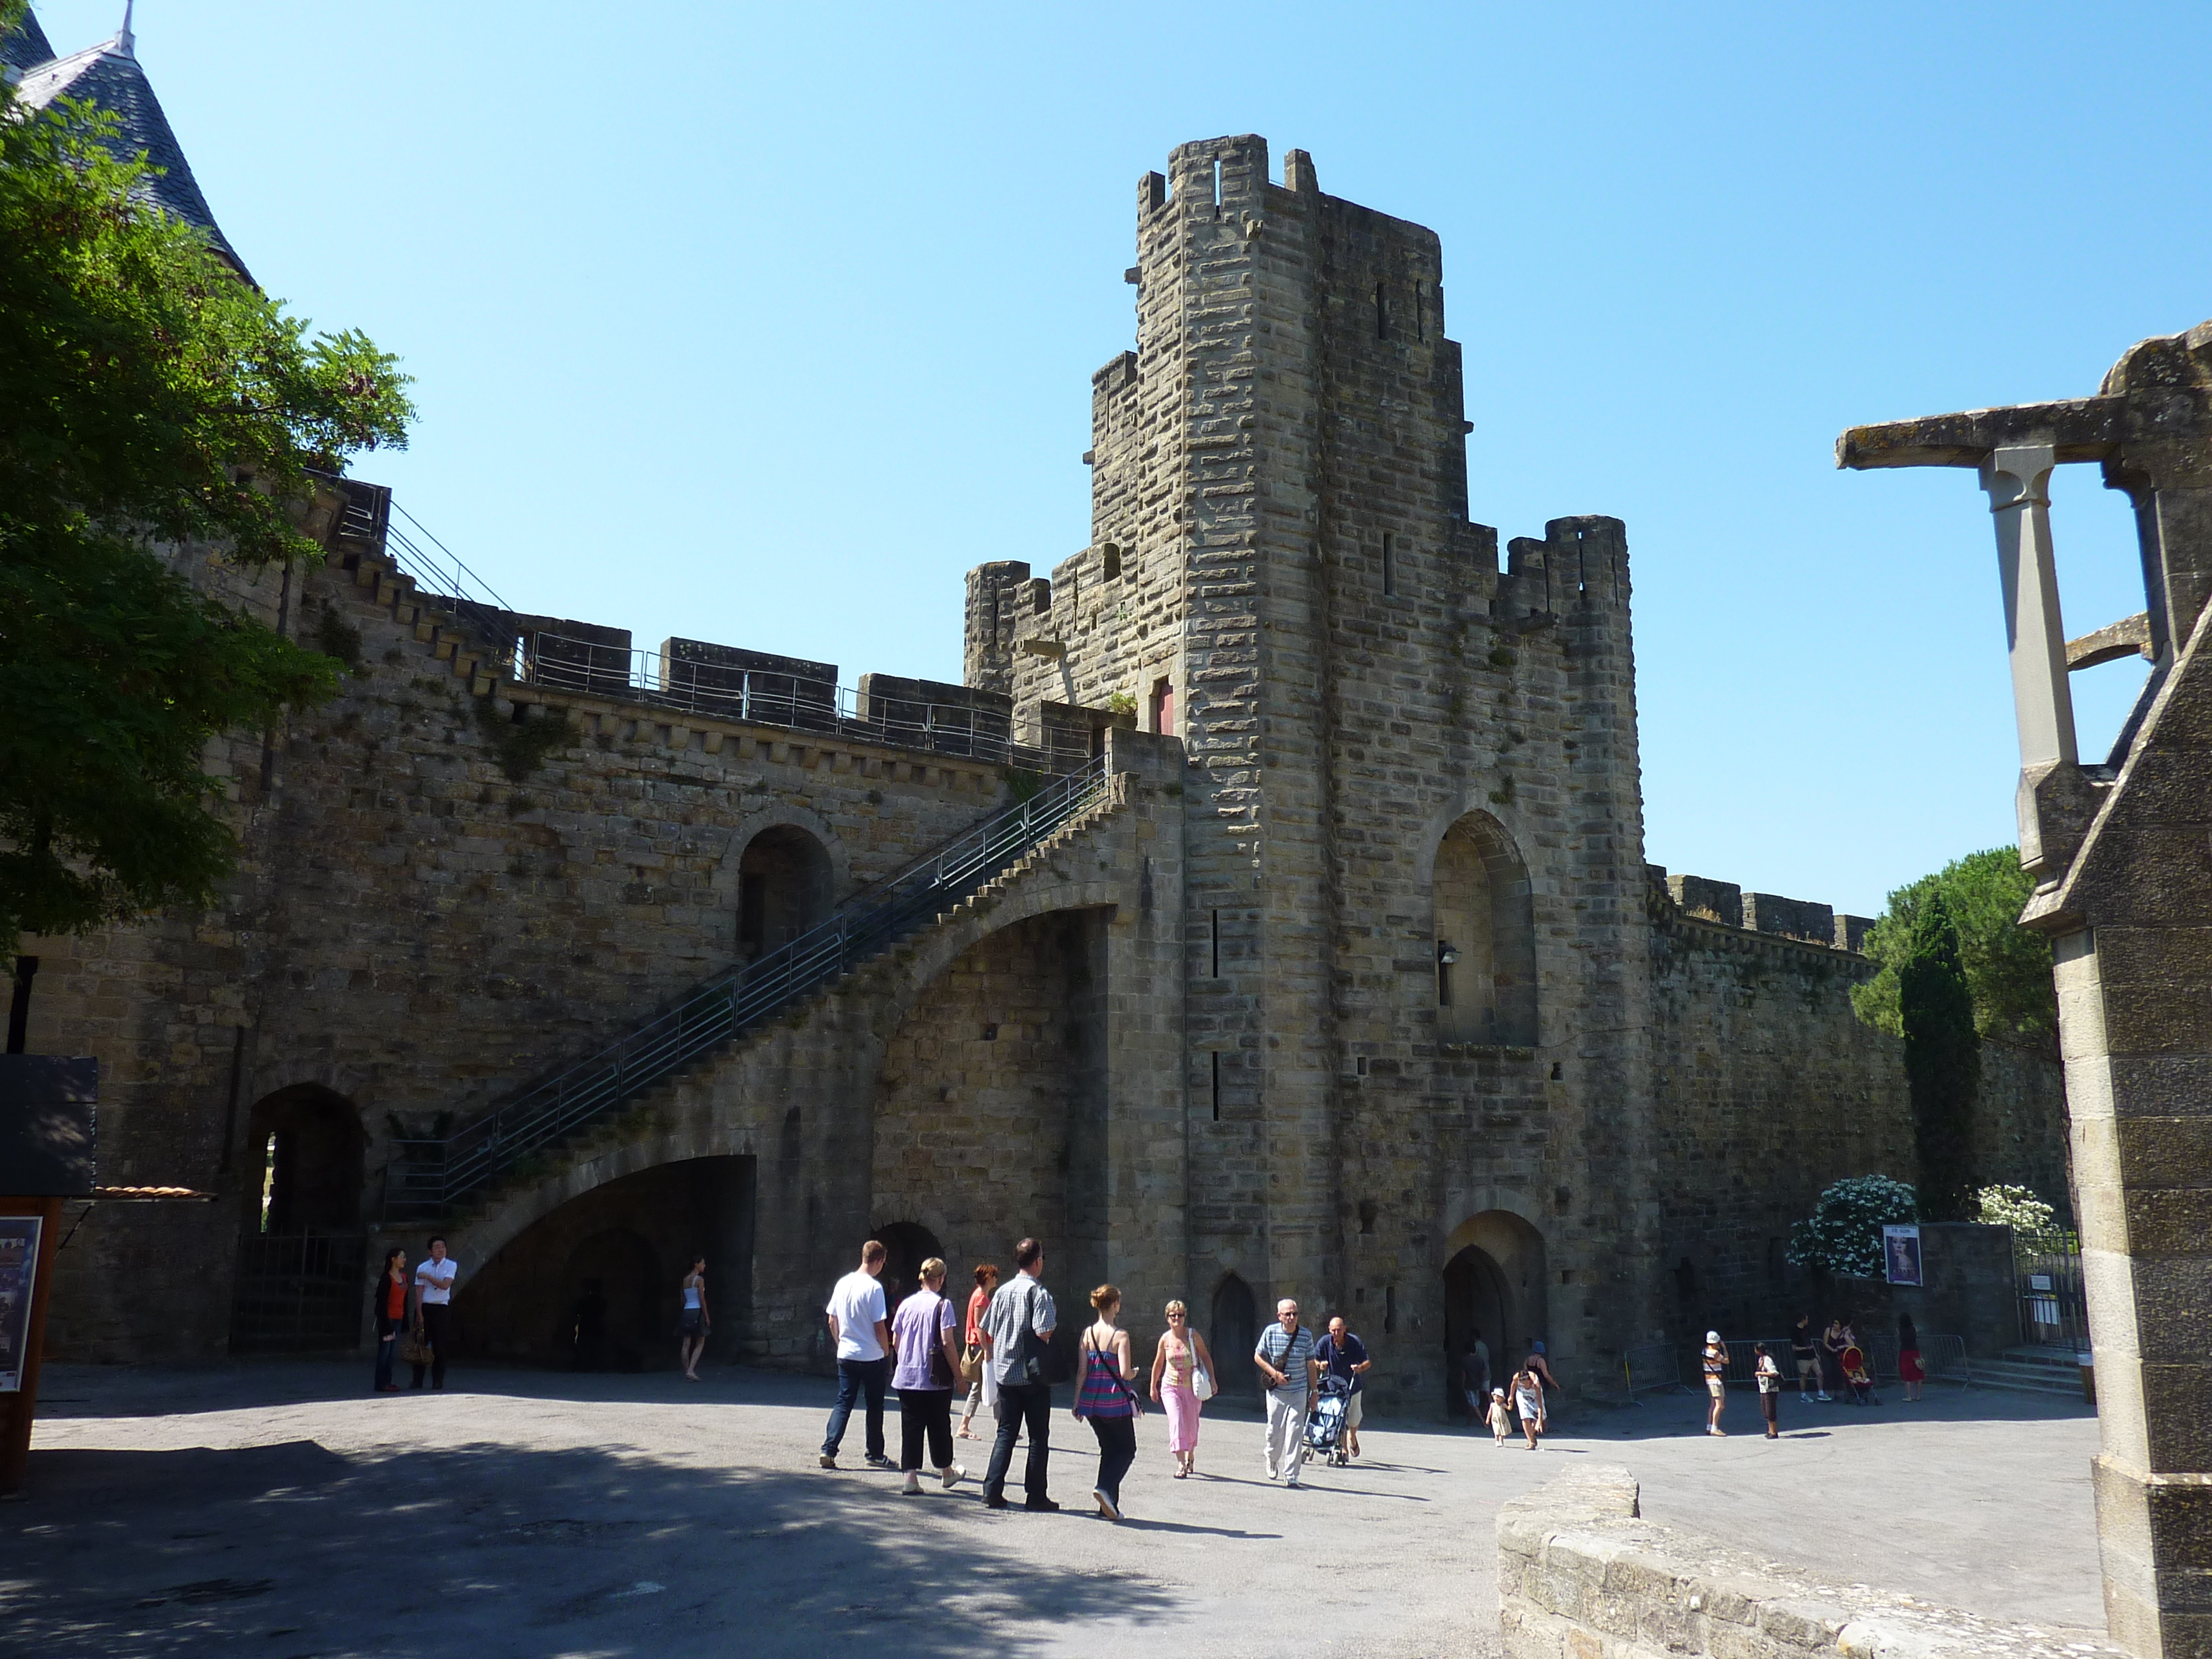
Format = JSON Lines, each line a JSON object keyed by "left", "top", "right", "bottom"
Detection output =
{"left": 1011, "top": 1284, "right": 1048, "bottom": 1387}
{"left": 1188, "top": 1336, "right": 1216, "bottom": 1401}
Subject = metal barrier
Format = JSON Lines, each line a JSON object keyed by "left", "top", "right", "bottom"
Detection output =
{"left": 228, "top": 1232, "right": 368, "bottom": 1353}
{"left": 1620, "top": 1342, "right": 1684, "bottom": 1396}
{"left": 382, "top": 755, "right": 1118, "bottom": 1221}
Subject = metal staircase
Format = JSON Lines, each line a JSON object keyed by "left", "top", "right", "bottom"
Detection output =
{"left": 380, "top": 755, "right": 1116, "bottom": 1222}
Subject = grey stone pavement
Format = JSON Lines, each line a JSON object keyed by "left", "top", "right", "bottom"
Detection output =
{"left": 1, "top": 1361, "right": 2101, "bottom": 1659}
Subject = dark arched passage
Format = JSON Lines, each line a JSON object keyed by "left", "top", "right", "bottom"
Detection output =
{"left": 738, "top": 825, "right": 834, "bottom": 960}
{"left": 872, "top": 1219, "right": 943, "bottom": 1318}
{"left": 1210, "top": 1273, "right": 1259, "bottom": 1403}
{"left": 228, "top": 1084, "right": 367, "bottom": 1354}
{"left": 1441, "top": 1210, "right": 1549, "bottom": 1418}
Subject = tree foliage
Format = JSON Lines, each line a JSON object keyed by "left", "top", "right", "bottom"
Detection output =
{"left": 1851, "top": 848, "right": 2056, "bottom": 1047}
{"left": 1900, "top": 888, "right": 1982, "bottom": 1221}
{"left": 1787, "top": 1175, "right": 1918, "bottom": 1278}
{"left": 0, "top": 16, "right": 412, "bottom": 942}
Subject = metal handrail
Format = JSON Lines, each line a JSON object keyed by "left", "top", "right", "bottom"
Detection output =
{"left": 382, "top": 755, "right": 1117, "bottom": 1221}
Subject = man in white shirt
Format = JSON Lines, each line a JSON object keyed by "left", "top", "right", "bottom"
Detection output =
{"left": 819, "top": 1239, "right": 894, "bottom": 1470}
{"left": 411, "top": 1236, "right": 458, "bottom": 1390}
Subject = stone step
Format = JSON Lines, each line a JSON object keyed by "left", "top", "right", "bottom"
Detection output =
{"left": 1966, "top": 1361, "right": 2086, "bottom": 1397}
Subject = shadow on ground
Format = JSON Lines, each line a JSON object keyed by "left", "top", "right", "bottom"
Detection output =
{"left": 3, "top": 1435, "right": 1178, "bottom": 1659}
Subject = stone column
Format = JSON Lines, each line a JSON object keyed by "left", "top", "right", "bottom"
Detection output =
{"left": 1980, "top": 443, "right": 2086, "bottom": 877}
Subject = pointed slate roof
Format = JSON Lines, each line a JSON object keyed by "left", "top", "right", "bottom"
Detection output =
{"left": 2, "top": 5, "right": 55, "bottom": 72}
{"left": 13, "top": 26, "right": 249, "bottom": 280}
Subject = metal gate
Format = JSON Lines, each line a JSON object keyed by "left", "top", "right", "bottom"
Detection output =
{"left": 2018, "top": 1242, "right": 2088, "bottom": 1351}
{"left": 229, "top": 1232, "right": 368, "bottom": 1353}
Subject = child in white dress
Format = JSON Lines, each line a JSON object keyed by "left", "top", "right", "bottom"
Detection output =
{"left": 1487, "top": 1385, "right": 1511, "bottom": 1446}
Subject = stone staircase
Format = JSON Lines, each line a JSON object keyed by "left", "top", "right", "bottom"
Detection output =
{"left": 382, "top": 758, "right": 1131, "bottom": 1226}
{"left": 1965, "top": 1344, "right": 2091, "bottom": 1399}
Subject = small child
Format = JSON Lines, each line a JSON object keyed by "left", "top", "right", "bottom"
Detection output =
{"left": 1488, "top": 1386, "right": 1511, "bottom": 1446}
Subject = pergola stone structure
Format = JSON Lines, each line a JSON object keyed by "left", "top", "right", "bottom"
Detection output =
{"left": 1840, "top": 321, "right": 2212, "bottom": 1659}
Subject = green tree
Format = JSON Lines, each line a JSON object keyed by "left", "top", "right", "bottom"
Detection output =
{"left": 1851, "top": 848, "right": 2056, "bottom": 1047}
{"left": 0, "top": 12, "right": 412, "bottom": 943}
{"left": 1787, "top": 1175, "right": 1918, "bottom": 1278}
{"left": 1900, "top": 888, "right": 1982, "bottom": 1221}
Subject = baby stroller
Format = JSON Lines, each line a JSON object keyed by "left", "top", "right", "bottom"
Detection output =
{"left": 1306, "top": 1375, "right": 1353, "bottom": 1467}
{"left": 1840, "top": 1344, "right": 1878, "bottom": 1406}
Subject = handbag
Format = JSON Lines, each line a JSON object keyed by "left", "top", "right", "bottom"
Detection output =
{"left": 927, "top": 1298, "right": 957, "bottom": 1390}
{"left": 398, "top": 1323, "right": 433, "bottom": 1367}
{"left": 1185, "top": 1336, "right": 1215, "bottom": 1401}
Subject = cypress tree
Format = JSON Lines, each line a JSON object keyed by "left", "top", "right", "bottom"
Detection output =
{"left": 1900, "top": 887, "right": 1981, "bottom": 1221}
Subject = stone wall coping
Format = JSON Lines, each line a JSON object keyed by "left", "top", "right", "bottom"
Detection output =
{"left": 1647, "top": 886, "right": 1877, "bottom": 970}
{"left": 1500, "top": 1466, "right": 2123, "bottom": 1659}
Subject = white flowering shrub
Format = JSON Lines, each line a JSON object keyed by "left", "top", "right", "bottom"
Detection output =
{"left": 1787, "top": 1175, "right": 1919, "bottom": 1277}
{"left": 1976, "top": 1184, "right": 2066, "bottom": 1253}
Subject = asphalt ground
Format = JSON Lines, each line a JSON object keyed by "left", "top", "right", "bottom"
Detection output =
{"left": 2, "top": 1361, "right": 2102, "bottom": 1659}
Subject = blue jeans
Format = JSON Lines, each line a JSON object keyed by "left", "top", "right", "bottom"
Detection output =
{"left": 374, "top": 1330, "right": 399, "bottom": 1391}
{"left": 822, "top": 1357, "right": 889, "bottom": 1460}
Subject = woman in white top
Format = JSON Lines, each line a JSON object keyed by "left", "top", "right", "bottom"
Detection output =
{"left": 679, "top": 1255, "right": 710, "bottom": 1381}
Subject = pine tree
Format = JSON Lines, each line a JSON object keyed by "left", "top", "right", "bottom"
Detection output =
{"left": 1900, "top": 888, "right": 1981, "bottom": 1221}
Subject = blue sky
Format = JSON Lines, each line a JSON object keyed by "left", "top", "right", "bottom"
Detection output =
{"left": 33, "top": 2, "right": 2212, "bottom": 916}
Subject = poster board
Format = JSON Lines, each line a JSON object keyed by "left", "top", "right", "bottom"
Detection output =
{"left": 0, "top": 1213, "right": 42, "bottom": 1392}
{"left": 1883, "top": 1223, "right": 1924, "bottom": 1287}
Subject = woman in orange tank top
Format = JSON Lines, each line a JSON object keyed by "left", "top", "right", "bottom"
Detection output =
{"left": 372, "top": 1248, "right": 409, "bottom": 1394}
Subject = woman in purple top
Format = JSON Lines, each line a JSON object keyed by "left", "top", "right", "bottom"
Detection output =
{"left": 890, "top": 1257, "right": 967, "bottom": 1495}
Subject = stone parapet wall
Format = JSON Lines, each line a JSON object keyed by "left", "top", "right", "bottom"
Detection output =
{"left": 1500, "top": 1466, "right": 2121, "bottom": 1659}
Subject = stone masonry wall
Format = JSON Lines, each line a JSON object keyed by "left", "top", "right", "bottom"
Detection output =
{"left": 1499, "top": 1464, "right": 2121, "bottom": 1659}
{"left": 1648, "top": 874, "right": 2071, "bottom": 1342}
{"left": 28, "top": 511, "right": 1025, "bottom": 1362}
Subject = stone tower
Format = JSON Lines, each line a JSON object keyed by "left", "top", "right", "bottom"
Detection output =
{"left": 975, "top": 136, "right": 1658, "bottom": 1404}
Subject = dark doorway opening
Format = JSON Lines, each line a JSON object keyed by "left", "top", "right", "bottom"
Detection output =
{"left": 1211, "top": 1273, "right": 1258, "bottom": 1404}
{"left": 872, "top": 1220, "right": 943, "bottom": 1319}
{"left": 452, "top": 1155, "right": 757, "bottom": 1370}
{"left": 229, "top": 1085, "right": 367, "bottom": 1354}
{"left": 737, "top": 826, "right": 833, "bottom": 961}
{"left": 560, "top": 1227, "right": 662, "bottom": 1372}
{"left": 1442, "top": 1245, "right": 1511, "bottom": 1418}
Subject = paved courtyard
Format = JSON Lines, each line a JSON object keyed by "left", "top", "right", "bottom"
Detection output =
{"left": 2, "top": 1362, "right": 2101, "bottom": 1659}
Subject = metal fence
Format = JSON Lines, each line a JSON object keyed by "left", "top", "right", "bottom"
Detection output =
{"left": 1699, "top": 1333, "right": 1969, "bottom": 1389}
{"left": 382, "top": 755, "right": 1118, "bottom": 1222}
{"left": 229, "top": 1232, "right": 367, "bottom": 1354}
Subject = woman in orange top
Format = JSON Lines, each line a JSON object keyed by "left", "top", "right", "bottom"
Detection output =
{"left": 372, "top": 1247, "right": 409, "bottom": 1393}
{"left": 956, "top": 1262, "right": 999, "bottom": 1439}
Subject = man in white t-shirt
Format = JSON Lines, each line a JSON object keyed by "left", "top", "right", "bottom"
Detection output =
{"left": 819, "top": 1239, "right": 893, "bottom": 1470}
{"left": 411, "top": 1236, "right": 458, "bottom": 1390}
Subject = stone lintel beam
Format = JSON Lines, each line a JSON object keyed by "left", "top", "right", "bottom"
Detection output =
{"left": 1836, "top": 395, "right": 2123, "bottom": 471}
{"left": 2068, "top": 612, "right": 2155, "bottom": 672}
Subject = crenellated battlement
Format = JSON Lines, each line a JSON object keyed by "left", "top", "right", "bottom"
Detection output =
{"left": 1646, "top": 863, "right": 1875, "bottom": 954}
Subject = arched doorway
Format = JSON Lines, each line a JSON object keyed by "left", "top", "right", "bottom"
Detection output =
{"left": 1432, "top": 812, "right": 1537, "bottom": 1045}
{"left": 873, "top": 1220, "right": 943, "bottom": 1318}
{"left": 1210, "top": 1273, "right": 1258, "bottom": 1403}
{"left": 559, "top": 1227, "right": 663, "bottom": 1372}
{"left": 737, "top": 825, "right": 834, "bottom": 961}
{"left": 229, "top": 1085, "right": 367, "bottom": 1354}
{"left": 1440, "top": 1210, "right": 1548, "bottom": 1418}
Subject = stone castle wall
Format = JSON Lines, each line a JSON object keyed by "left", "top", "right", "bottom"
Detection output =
{"left": 16, "top": 135, "right": 2070, "bottom": 1393}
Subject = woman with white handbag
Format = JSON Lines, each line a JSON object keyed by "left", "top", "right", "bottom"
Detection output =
{"left": 1148, "top": 1299, "right": 1216, "bottom": 1478}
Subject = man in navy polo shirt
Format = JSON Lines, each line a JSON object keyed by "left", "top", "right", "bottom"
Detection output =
{"left": 1314, "top": 1315, "right": 1372, "bottom": 1460}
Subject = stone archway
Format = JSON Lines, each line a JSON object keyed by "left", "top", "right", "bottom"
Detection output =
{"left": 737, "top": 824, "right": 834, "bottom": 962}
{"left": 1441, "top": 1209, "right": 1548, "bottom": 1417}
{"left": 229, "top": 1084, "right": 368, "bottom": 1355}
{"left": 1432, "top": 811, "right": 1538, "bottom": 1045}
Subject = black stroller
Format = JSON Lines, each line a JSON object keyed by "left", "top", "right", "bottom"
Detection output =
{"left": 1305, "top": 1374, "right": 1353, "bottom": 1467}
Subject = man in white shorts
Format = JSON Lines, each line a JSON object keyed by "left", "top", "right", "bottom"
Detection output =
{"left": 1313, "top": 1316, "right": 1372, "bottom": 1460}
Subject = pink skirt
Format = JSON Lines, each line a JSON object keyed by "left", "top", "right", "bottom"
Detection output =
{"left": 1162, "top": 1381, "right": 1202, "bottom": 1453}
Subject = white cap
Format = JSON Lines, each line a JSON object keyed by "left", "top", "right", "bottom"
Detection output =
{"left": 1706, "top": 1330, "right": 1721, "bottom": 1342}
